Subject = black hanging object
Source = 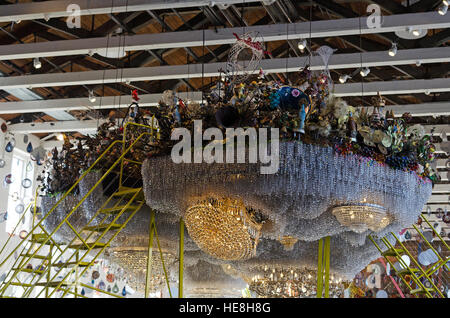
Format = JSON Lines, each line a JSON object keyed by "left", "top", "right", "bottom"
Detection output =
{"left": 26, "top": 142, "right": 33, "bottom": 153}
{"left": 215, "top": 106, "right": 239, "bottom": 128}
{"left": 5, "top": 141, "right": 13, "bottom": 153}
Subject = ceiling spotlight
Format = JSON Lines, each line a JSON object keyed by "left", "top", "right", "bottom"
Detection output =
{"left": 33, "top": 57, "right": 42, "bottom": 69}
{"left": 438, "top": 2, "right": 448, "bottom": 15}
{"left": 339, "top": 74, "right": 351, "bottom": 84}
{"left": 360, "top": 67, "right": 370, "bottom": 77}
{"left": 56, "top": 133, "right": 65, "bottom": 141}
{"left": 388, "top": 42, "right": 397, "bottom": 57}
{"left": 416, "top": 60, "right": 422, "bottom": 67}
{"left": 424, "top": 89, "right": 431, "bottom": 95}
{"left": 412, "top": 29, "right": 421, "bottom": 36}
{"left": 298, "top": 39, "right": 307, "bottom": 51}
{"left": 88, "top": 90, "right": 96, "bottom": 103}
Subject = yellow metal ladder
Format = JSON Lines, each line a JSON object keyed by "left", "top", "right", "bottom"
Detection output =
{"left": 369, "top": 214, "right": 449, "bottom": 298}
{"left": 0, "top": 122, "right": 158, "bottom": 298}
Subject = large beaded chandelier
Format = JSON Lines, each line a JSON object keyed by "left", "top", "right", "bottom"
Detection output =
{"left": 184, "top": 198, "right": 263, "bottom": 261}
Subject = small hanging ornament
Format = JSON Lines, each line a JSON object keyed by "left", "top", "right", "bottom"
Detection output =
{"left": 81, "top": 288, "right": 85, "bottom": 296}
{"left": 15, "top": 203, "right": 25, "bottom": 214}
{"left": 21, "top": 178, "right": 32, "bottom": 189}
{"left": 1, "top": 123, "right": 7, "bottom": 133}
{"left": 0, "top": 212, "right": 7, "bottom": 223}
{"left": 4, "top": 174, "right": 13, "bottom": 184}
{"left": 19, "top": 230, "right": 28, "bottom": 239}
{"left": 92, "top": 270, "right": 100, "bottom": 280}
{"left": 5, "top": 141, "right": 13, "bottom": 153}
{"left": 0, "top": 159, "right": 5, "bottom": 168}
{"left": 23, "top": 135, "right": 28, "bottom": 144}
{"left": 122, "top": 286, "right": 127, "bottom": 296}
{"left": 443, "top": 209, "right": 450, "bottom": 224}
{"left": 26, "top": 142, "right": 33, "bottom": 153}
{"left": 112, "top": 283, "right": 119, "bottom": 294}
{"left": 405, "top": 231, "right": 412, "bottom": 240}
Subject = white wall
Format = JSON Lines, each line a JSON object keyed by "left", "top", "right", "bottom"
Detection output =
{"left": 0, "top": 117, "right": 43, "bottom": 295}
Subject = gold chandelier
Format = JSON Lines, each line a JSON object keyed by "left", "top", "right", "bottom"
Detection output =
{"left": 184, "top": 197, "right": 263, "bottom": 261}
{"left": 331, "top": 203, "right": 390, "bottom": 233}
{"left": 278, "top": 236, "right": 299, "bottom": 251}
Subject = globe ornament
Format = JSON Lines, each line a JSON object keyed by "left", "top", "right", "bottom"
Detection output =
{"left": 226, "top": 32, "right": 268, "bottom": 84}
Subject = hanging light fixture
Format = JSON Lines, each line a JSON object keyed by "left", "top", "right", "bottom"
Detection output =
{"left": 339, "top": 74, "right": 351, "bottom": 83}
{"left": 298, "top": 39, "right": 307, "bottom": 51}
{"left": 33, "top": 57, "right": 42, "bottom": 69}
{"left": 88, "top": 90, "right": 96, "bottom": 103}
{"left": 184, "top": 197, "right": 263, "bottom": 261}
{"left": 438, "top": 1, "right": 448, "bottom": 15}
{"left": 360, "top": 67, "right": 370, "bottom": 77}
{"left": 388, "top": 42, "right": 397, "bottom": 57}
{"left": 331, "top": 203, "right": 391, "bottom": 233}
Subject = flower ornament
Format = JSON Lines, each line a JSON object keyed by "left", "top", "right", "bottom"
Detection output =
{"left": 291, "top": 89, "right": 300, "bottom": 98}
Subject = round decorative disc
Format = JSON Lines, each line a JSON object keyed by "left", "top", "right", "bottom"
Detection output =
{"left": 15, "top": 203, "right": 25, "bottom": 214}
{"left": 22, "top": 178, "right": 32, "bottom": 189}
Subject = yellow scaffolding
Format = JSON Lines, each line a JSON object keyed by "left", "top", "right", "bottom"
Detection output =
{"left": 369, "top": 214, "right": 449, "bottom": 298}
{"left": 316, "top": 236, "right": 331, "bottom": 298}
{"left": 0, "top": 121, "right": 184, "bottom": 298}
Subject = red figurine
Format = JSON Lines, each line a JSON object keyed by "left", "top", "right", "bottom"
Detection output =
{"left": 132, "top": 89, "right": 140, "bottom": 102}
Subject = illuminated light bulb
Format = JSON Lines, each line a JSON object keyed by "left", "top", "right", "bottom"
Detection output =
{"left": 339, "top": 74, "right": 351, "bottom": 83}
{"left": 444, "top": 0, "right": 449, "bottom": 5}
{"left": 360, "top": 67, "right": 370, "bottom": 77}
{"left": 438, "top": 3, "right": 448, "bottom": 15}
{"left": 412, "top": 29, "right": 421, "bottom": 36}
{"left": 88, "top": 90, "right": 96, "bottom": 103}
{"left": 57, "top": 133, "right": 64, "bottom": 141}
{"left": 388, "top": 42, "right": 397, "bottom": 57}
{"left": 298, "top": 39, "right": 307, "bottom": 51}
{"left": 33, "top": 57, "right": 42, "bottom": 69}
